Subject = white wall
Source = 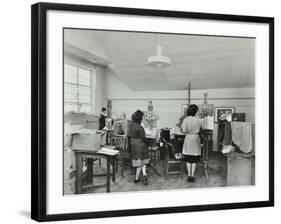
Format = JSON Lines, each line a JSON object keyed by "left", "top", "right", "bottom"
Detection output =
{"left": 93, "top": 66, "right": 107, "bottom": 115}
{"left": 104, "top": 68, "right": 255, "bottom": 128}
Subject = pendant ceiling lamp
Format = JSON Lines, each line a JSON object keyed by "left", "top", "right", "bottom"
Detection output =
{"left": 147, "top": 34, "right": 171, "bottom": 68}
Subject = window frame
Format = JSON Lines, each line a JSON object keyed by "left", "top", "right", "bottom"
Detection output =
{"left": 64, "top": 60, "right": 95, "bottom": 113}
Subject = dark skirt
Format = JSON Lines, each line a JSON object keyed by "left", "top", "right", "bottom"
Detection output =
{"left": 183, "top": 155, "right": 201, "bottom": 163}
{"left": 130, "top": 138, "right": 149, "bottom": 160}
{"left": 130, "top": 138, "right": 149, "bottom": 167}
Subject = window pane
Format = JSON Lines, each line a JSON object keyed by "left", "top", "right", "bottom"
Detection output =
{"left": 65, "top": 64, "right": 77, "bottom": 83}
{"left": 78, "top": 86, "right": 91, "bottom": 104}
{"left": 78, "top": 68, "right": 91, "bottom": 86}
{"left": 64, "top": 84, "right": 78, "bottom": 102}
{"left": 78, "top": 95, "right": 91, "bottom": 104}
{"left": 64, "top": 63, "right": 94, "bottom": 114}
{"left": 78, "top": 86, "right": 91, "bottom": 96}
{"left": 64, "top": 104, "right": 78, "bottom": 113}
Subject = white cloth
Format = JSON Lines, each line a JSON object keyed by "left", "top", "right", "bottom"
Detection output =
{"left": 231, "top": 122, "right": 252, "bottom": 153}
{"left": 222, "top": 145, "right": 235, "bottom": 154}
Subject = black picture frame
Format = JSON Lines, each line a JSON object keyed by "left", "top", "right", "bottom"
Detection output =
{"left": 31, "top": 2, "right": 274, "bottom": 222}
{"left": 214, "top": 107, "right": 235, "bottom": 123}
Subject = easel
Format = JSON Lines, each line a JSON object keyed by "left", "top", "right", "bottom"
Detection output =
{"left": 201, "top": 129, "right": 212, "bottom": 181}
{"left": 146, "top": 137, "right": 162, "bottom": 177}
{"left": 201, "top": 92, "right": 212, "bottom": 181}
{"left": 145, "top": 102, "right": 162, "bottom": 177}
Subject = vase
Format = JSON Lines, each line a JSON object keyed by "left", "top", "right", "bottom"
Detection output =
{"left": 148, "top": 100, "right": 153, "bottom": 111}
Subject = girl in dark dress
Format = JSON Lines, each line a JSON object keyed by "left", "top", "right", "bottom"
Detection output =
{"left": 128, "top": 110, "right": 149, "bottom": 185}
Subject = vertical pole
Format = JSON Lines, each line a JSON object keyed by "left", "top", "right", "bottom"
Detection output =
{"left": 75, "top": 152, "right": 83, "bottom": 194}
{"left": 107, "top": 99, "right": 112, "bottom": 117}
{"left": 188, "top": 82, "right": 191, "bottom": 105}
{"left": 112, "top": 156, "right": 116, "bottom": 181}
{"left": 86, "top": 158, "right": 93, "bottom": 185}
{"left": 204, "top": 92, "right": 208, "bottom": 105}
{"left": 106, "top": 157, "right": 111, "bottom": 192}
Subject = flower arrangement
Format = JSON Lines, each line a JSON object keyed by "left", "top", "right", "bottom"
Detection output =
{"left": 142, "top": 111, "right": 159, "bottom": 121}
{"left": 142, "top": 111, "right": 160, "bottom": 138}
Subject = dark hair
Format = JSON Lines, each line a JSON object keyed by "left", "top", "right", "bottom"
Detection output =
{"left": 101, "top": 107, "right": 107, "bottom": 112}
{"left": 187, "top": 104, "right": 199, "bottom": 116}
{"left": 132, "top": 110, "right": 144, "bottom": 124}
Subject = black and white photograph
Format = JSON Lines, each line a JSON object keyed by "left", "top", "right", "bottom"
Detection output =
{"left": 0, "top": 0, "right": 279, "bottom": 223}
{"left": 30, "top": 2, "right": 274, "bottom": 221}
{"left": 63, "top": 29, "right": 256, "bottom": 195}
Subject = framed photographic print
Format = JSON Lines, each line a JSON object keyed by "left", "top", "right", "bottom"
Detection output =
{"left": 231, "top": 113, "right": 246, "bottom": 122}
{"left": 31, "top": 2, "right": 274, "bottom": 222}
{"left": 214, "top": 107, "right": 235, "bottom": 122}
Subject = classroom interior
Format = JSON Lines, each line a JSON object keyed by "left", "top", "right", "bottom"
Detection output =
{"left": 63, "top": 29, "right": 255, "bottom": 195}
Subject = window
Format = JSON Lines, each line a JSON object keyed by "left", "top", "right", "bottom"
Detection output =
{"left": 64, "top": 64, "right": 95, "bottom": 113}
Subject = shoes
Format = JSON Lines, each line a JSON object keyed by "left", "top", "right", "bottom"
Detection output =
{"left": 143, "top": 175, "right": 148, "bottom": 185}
{"left": 187, "top": 176, "right": 195, "bottom": 182}
{"left": 134, "top": 178, "right": 140, "bottom": 183}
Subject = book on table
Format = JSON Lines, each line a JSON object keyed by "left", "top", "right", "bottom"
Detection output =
{"left": 97, "top": 147, "right": 119, "bottom": 156}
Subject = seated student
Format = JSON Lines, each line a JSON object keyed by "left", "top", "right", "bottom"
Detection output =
{"left": 181, "top": 104, "right": 203, "bottom": 182}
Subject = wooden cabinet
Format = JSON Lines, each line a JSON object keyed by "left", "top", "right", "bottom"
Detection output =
{"left": 225, "top": 151, "right": 255, "bottom": 186}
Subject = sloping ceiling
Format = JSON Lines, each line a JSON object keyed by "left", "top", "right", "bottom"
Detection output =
{"left": 64, "top": 29, "right": 255, "bottom": 91}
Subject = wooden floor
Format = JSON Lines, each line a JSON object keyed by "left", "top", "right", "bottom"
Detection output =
{"left": 79, "top": 151, "right": 228, "bottom": 194}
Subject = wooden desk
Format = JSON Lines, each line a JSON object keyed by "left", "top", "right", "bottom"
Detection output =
{"left": 73, "top": 149, "right": 116, "bottom": 193}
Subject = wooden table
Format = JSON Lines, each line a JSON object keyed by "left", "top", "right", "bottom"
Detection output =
{"left": 73, "top": 149, "right": 116, "bottom": 193}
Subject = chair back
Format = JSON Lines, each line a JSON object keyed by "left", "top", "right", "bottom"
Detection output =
{"left": 161, "top": 138, "right": 176, "bottom": 160}
{"left": 160, "top": 129, "right": 170, "bottom": 142}
{"left": 111, "top": 135, "right": 128, "bottom": 152}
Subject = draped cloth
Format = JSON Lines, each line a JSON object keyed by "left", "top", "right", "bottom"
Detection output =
{"left": 231, "top": 122, "right": 252, "bottom": 153}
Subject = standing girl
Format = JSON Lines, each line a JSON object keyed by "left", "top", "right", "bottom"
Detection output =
{"left": 181, "top": 104, "right": 203, "bottom": 182}
{"left": 128, "top": 110, "right": 149, "bottom": 185}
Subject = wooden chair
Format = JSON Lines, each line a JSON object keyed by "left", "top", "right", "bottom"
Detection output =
{"left": 162, "top": 138, "right": 184, "bottom": 177}
{"left": 146, "top": 138, "right": 160, "bottom": 165}
{"left": 111, "top": 134, "right": 130, "bottom": 177}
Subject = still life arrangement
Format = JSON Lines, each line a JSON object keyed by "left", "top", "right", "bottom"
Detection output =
{"left": 142, "top": 101, "right": 160, "bottom": 138}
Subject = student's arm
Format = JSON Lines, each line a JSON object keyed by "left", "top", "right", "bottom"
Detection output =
{"left": 181, "top": 118, "right": 186, "bottom": 134}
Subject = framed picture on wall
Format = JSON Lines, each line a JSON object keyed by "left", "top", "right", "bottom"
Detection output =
{"left": 214, "top": 107, "right": 235, "bottom": 123}
{"left": 31, "top": 2, "right": 274, "bottom": 222}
